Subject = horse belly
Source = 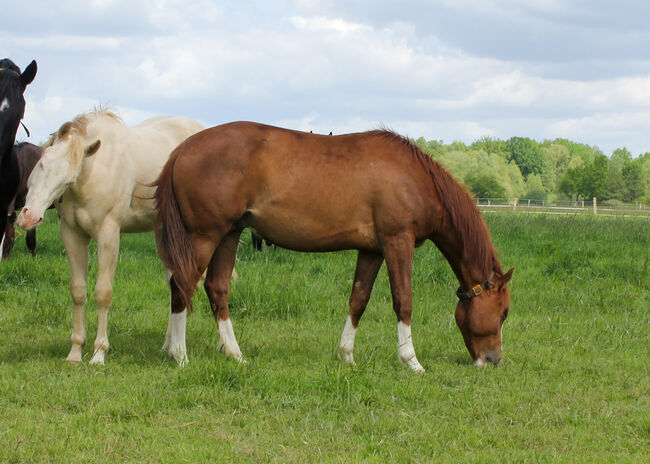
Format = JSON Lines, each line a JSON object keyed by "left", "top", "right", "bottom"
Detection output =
{"left": 248, "top": 203, "right": 378, "bottom": 252}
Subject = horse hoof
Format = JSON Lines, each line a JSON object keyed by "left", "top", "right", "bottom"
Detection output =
{"left": 89, "top": 350, "right": 106, "bottom": 365}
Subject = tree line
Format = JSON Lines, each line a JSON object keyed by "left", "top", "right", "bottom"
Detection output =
{"left": 414, "top": 135, "right": 650, "bottom": 205}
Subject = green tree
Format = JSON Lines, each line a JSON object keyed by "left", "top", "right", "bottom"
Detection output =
{"left": 622, "top": 158, "right": 644, "bottom": 202}
{"left": 559, "top": 166, "right": 583, "bottom": 201}
{"left": 580, "top": 154, "right": 609, "bottom": 200}
{"left": 464, "top": 174, "right": 506, "bottom": 199}
{"left": 506, "top": 137, "right": 544, "bottom": 179}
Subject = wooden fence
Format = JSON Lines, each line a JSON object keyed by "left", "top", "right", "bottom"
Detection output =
{"left": 476, "top": 198, "right": 650, "bottom": 218}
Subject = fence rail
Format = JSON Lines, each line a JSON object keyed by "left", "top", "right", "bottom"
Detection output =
{"left": 476, "top": 198, "right": 650, "bottom": 217}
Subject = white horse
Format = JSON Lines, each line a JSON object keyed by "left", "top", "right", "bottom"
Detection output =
{"left": 17, "top": 109, "right": 204, "bottom": 366}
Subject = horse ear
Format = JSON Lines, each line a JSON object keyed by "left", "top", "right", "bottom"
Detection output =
{"left": 498, "top": 267, "right": 514, "bottom": 289}
{"left": 20, "top": 60, "right": 37, "bottom": 87}
{"left": 85, "top": 140, "right": 101, "bottom": 156}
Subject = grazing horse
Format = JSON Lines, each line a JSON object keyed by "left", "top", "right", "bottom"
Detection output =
{"left": 3, "top": 142, "right": 43, "bottom": 259}
{"left": 155, "top": 121, "right": 513, "bottom": 371}
{"left": 17, "top": 109, "right": 203, "bottom": 365}
{"left": 0, "top": 59, "right": 37, "bottom": 263}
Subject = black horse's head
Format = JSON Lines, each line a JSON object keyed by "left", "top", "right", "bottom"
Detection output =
{"left": 0, "top": 59, "right": 37, "bottom": 152}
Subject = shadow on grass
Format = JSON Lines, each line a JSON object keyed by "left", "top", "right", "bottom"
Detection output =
{"left": 0, "top": 327, "right": 178, "bottom": 367}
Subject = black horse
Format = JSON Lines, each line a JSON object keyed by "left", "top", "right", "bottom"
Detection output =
{"left": 3, "top": 142, "right": 42, "bottom": 258}
{"left": 0, "top": 59, "right": 37, "bottom": 260}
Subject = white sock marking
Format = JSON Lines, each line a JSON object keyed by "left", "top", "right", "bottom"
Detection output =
{"left": 168, "top": 311, "right": 188, "bottom": 367}
{"left": 338, "top": 315, "right": 357, "bottom": 363}
{"left": 218, "top": 318, "right": 244, "bottom": 363}
{"left": 397, "top": 321, "right": 425, "bottom": 372}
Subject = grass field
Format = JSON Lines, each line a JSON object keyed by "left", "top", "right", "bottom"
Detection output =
{"left": 0, "top": 211, "right": 648, "bottom": 463}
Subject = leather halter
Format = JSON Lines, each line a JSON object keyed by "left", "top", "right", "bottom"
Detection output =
{"left": 456, "top": 280, "right": 493, "bottom": 300}
{"left": 0, "top": 67, "right": 20, "bottom": 75}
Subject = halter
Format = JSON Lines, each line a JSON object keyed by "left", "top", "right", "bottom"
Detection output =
{"left": 456, "top": 280, "right": 493, "bottom": 300}
{"left": 0, "top": 67, "right": 20, "bottom": 75}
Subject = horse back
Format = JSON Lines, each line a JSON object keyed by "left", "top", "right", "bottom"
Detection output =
{"left": 171, "top": 122, "right": 438, "bottom": 251}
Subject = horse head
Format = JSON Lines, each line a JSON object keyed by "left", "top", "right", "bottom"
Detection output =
{"left": 455, "top": 267, "right": 514, "bottom": 366}
{"left": 18, "top": 117, "right": 101, "bottom": 230}
{"left": 0, "top": 59, "right": 37, "bottom": 151}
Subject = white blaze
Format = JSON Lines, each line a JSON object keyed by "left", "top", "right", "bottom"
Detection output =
{"left": 0, "top": 98, "right": 9, "bottom": 112}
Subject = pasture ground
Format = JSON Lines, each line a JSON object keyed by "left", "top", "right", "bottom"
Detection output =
{"left": 0, "top": 212, "right": 648, "bottom": 463}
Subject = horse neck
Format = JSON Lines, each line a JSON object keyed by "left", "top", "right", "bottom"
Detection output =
{"left": 0, "top": 125, "right": 19, "bottom": 172}
{"left": 429, "top": 212, "right": 496, "bottom": 290}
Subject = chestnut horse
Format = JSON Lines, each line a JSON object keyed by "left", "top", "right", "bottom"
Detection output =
{"left": 155, "top": 122, "right": 513, "bottom": 371}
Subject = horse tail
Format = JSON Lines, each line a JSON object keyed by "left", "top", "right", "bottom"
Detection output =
{"left": 153, "top": 147, "right": 198, "bottom": 311}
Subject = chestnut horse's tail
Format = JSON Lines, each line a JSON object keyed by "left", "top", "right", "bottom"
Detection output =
{"left": 154, "top": 149, "right": 198, "bottom": 311}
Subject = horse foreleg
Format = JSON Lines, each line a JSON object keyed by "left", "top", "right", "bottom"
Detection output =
{"left": 383, "top": 234, "right": 425, "bottom": 373}
{"left": 89, "top": 221, "right": 120, "bottom": 365}
{"left": 61, "top": 221, "right": 90, "bottom": 363}
{"left": 2, "top": 215, "right": 15, "bottom": 260}
{"left": 338, "top": 251, "right": 383, "bottom": 364}
{"left": 26, "top": 229, "right": 36, "bottom": 257}
{"left": 204, "top": 231, "right": 244, "bottom": 362}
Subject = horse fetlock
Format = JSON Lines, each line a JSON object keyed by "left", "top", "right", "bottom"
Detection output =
{"left": 70, "top": 332, "right": 86, "bottom": 348}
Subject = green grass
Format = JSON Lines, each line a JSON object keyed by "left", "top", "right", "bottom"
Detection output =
{"left": 0, "top": 211, "right": 648, "bottom": 463}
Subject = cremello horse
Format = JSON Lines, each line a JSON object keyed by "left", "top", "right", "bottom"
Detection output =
{"left": 17, "top": 109, "right": 203, "bottom": 365}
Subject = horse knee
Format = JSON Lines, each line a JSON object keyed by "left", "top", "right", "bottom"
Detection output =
{"left": 70, "top": 284, "right": 87, "bottom": 306}
{"left": 94, "top": 285, "right": 113, "bottom": 309}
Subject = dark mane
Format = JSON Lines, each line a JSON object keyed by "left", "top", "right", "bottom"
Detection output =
{"left": 373, "top": 129, "right": 501, "bottom": 277}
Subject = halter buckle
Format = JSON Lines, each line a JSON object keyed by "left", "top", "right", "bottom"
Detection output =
{"left": 471, "top": 284, "right": 483, "bottom": 296}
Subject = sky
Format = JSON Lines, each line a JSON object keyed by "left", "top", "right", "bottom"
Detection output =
{"left": 3, "top": 0, "right": 650, "bottom": 155}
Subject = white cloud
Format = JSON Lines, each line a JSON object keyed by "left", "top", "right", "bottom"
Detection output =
{"left": 4, "top": 1, "right": 650, "bottom": 155}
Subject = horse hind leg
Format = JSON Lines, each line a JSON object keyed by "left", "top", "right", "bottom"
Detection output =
{"left": 338, "top": 251, "right": 383, "bottom": 364}
{"left": 204, "top": 230, "right": 245, "bottom": 363}
{"left": 382, "top": 233, "right": 425, "bottom": 373}
{"left": 164, "top": 231, "right": 224, "bottom": 365}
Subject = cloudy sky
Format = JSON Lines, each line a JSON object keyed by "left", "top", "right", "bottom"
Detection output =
{"left": 4, "top": 0, "right": 650, "bottom": 155}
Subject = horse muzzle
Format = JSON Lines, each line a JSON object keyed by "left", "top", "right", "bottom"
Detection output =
{"left": 16, "top": 207, "right": 43, "bottom": 230}
{"left": 473, "top": 351, "right": 502, "bottom": 367}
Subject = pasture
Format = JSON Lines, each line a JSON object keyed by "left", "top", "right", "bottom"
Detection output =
{"left": 0, "top": 211, "right": 648, "bottom": 463}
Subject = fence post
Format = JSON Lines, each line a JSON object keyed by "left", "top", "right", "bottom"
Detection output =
{"left": 593, "top": 197, "right": 597, "bottom": 215}
{"left": 513, "top": 198, "right": 518, "bottom": 211}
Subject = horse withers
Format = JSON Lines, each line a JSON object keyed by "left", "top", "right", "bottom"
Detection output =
{"left": 18, "top": 109, "right": 204, "bottom": 366}
{"left": 155, "top": 121, "right": 513, "bottom": 371}
{"left": 0, "top": 59, "right": 37, "bottom": 262}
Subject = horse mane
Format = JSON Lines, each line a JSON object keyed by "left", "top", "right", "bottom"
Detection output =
{"left": 43, "top": 107, "right": 121, "bottom": 148}
{"left": 373, "top": 129, "right": 502, "bottom": 277}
